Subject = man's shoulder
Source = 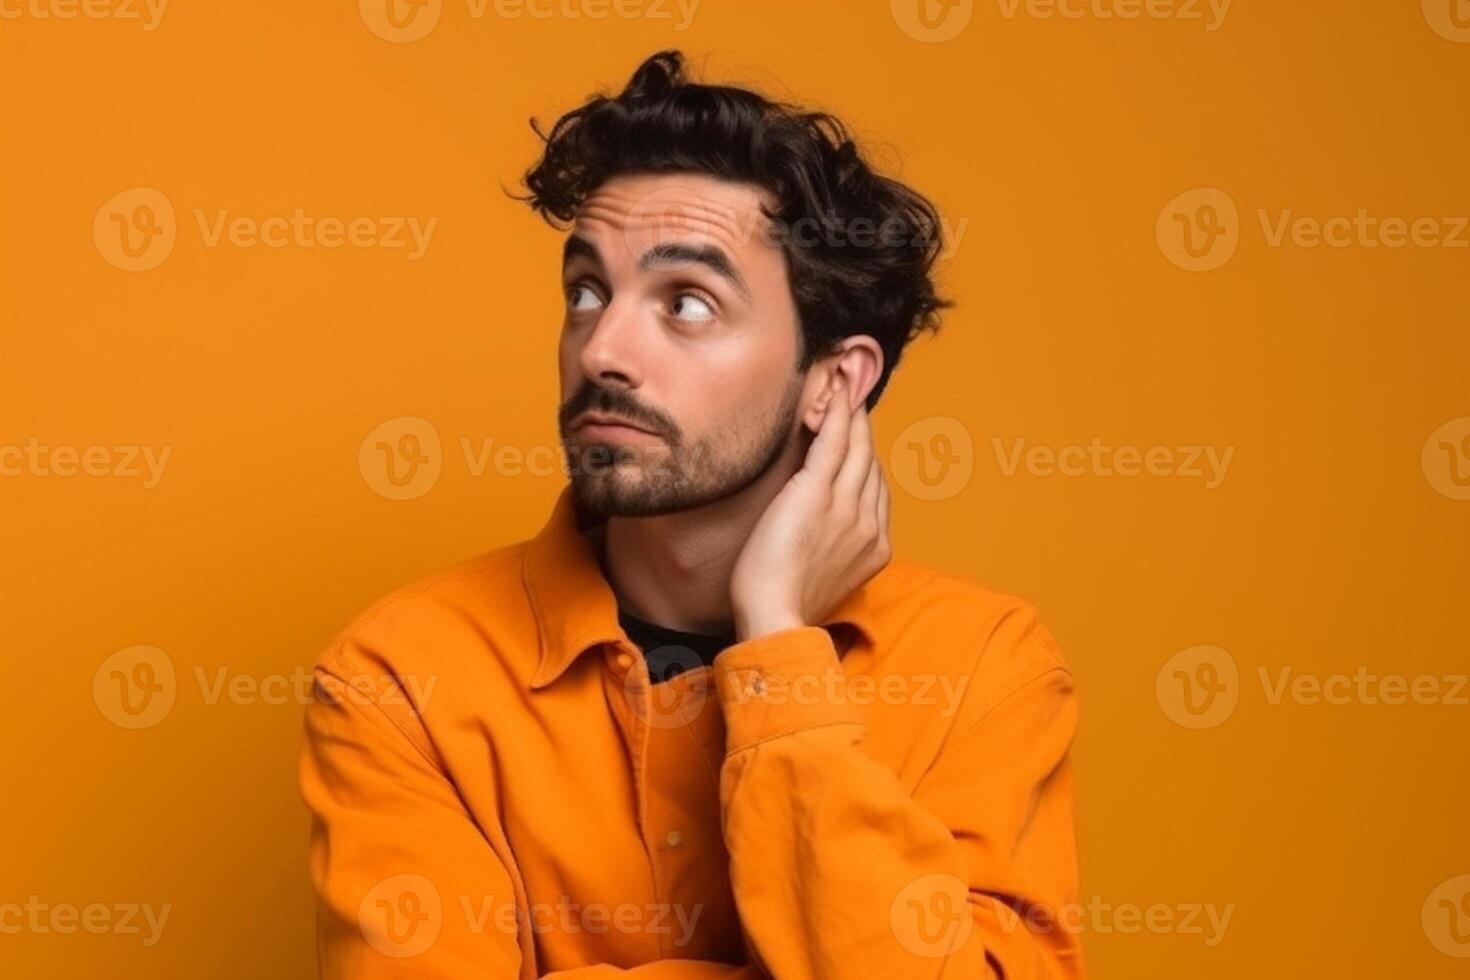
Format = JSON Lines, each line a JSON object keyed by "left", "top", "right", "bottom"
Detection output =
{"left": 869, "top": 557, "right": 1071, "bottom": 681}
{"left": 315, "top": 539, "right": 536, "bottom": 680}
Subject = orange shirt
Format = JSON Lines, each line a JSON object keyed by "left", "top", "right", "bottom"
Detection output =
{"left": 299, "top": 486, "right": 1084, "bottom": 978}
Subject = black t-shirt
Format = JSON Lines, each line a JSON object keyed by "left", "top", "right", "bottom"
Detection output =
{"left": 617, "top": 607, "right": 736, "bottom": 684}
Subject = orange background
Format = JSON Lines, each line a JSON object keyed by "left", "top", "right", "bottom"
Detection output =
{"left": 3, "top": 1, "right": 1468, "bottom": 976}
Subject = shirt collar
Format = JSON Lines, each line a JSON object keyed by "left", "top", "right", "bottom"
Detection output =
{"left": 523, "top": 485, "right": 882, "bottom": 690}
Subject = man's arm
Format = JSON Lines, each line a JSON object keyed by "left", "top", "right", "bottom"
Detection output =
{"left": 299, "top": 646, "right": 766, "bottom": 979}
{"left": 711, "top": 608, "right": 1083, "bottom": 979}
{"left": 720, "top": 373, "right": 1084, "bottom": 976}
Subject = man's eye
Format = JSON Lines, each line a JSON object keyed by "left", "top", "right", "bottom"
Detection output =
{"left": 566, "top": 284, "right": 604, "bottom": 311}
{"left": 670, "top": 293, "right": 715, "bottom": 323}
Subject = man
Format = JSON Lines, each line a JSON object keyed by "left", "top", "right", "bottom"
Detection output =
{"left": 300, "top": 50, "right": 1083, "bottom": 978}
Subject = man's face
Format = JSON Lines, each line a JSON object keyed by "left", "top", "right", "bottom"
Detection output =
{"left": 556, "top": 172, "right": 806, "bottom": 518}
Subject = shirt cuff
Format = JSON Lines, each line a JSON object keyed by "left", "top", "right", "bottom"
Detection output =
{"left": 712, "top": 625, "right": 865, "bottom": 753}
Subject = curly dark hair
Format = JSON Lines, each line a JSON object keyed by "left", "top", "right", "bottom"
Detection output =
{"left": 519, "top": 50, "right": 951, "bottom": 411}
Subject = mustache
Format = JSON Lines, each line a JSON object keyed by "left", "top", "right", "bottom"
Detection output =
{"left": 558, "top": 383, "right": 678, "bottom": 442}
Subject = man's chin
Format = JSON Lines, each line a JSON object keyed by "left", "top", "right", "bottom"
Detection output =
{"left": 570, "top": 473, "right": 690, "bottom": 519}
{"left": 565, "top": 449, "right": 688, "bottom": 516}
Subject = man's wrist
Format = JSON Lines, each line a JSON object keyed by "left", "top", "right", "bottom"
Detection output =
{"left": 733, "top": 604, "right": 805, "bottom": 642}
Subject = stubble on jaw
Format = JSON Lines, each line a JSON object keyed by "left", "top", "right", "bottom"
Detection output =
{"left": 564, "top": 379, "right": 804, "bottom": 520}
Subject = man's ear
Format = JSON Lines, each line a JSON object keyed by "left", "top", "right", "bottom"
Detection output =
{"left": 802, "top": 335, "right": 885, "bottom": 431}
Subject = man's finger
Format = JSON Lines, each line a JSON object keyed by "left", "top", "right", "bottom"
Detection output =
{"left": 834, "top": 402, "right": 873, "bottom": 502}
{"left": 858, "top": 455, "right": 881, "bottom": 520}
{"left": 877, "top": 464, "right": 890, "bottom": 535}
{"left": 802, "top": 376, "right": 853, "bottom": 484}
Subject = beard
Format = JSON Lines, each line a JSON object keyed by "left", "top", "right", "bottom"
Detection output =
{"left": 559, "top": 379, "right": 803, "bottom": 519}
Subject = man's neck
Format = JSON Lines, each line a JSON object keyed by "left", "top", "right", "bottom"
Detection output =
{"left": 591, "top": 466, "right": 791, "bottom": 637}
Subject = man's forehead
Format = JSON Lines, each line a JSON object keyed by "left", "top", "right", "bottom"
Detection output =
{"left": 570, "top": 174, "right": 775, "bottom": 258}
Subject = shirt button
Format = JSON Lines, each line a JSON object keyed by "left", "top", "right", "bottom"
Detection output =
{"left": 614, "top": 652, "right": 635, "bottom": 672}
{"left": 748, "top": 674, "right": 768, "bottom": 696}
{"left": 664, "top": 830, "right": 684, "bottom": 849}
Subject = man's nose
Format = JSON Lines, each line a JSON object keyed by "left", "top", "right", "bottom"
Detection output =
{"left": 578, "top": 296, "right": 647, "bottom": 389}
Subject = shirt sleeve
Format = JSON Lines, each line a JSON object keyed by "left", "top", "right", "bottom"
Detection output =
{"left": 711, "top": 604, "right": 1084, "bottom": 979}
{"left": 299, "top": 644, "right": 769, "bottom": 980}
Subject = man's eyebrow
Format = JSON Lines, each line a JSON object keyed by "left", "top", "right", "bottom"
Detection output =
{"left": 639, "top": 242, "right": 752, "bottom": 301}
{"left": 562, "top": 234, "right": 753, "bottom": 302}
{"left": 562, "top": 234, "right": 602, "bottom": 272}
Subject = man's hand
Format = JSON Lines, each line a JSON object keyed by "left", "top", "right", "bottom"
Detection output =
{"left": 730, "top": 376, "right": 892, "bottom": 641}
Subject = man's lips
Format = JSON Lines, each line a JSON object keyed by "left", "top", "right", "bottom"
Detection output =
{"left": 572, "top": 414, "right": 663, "bottom": 441}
